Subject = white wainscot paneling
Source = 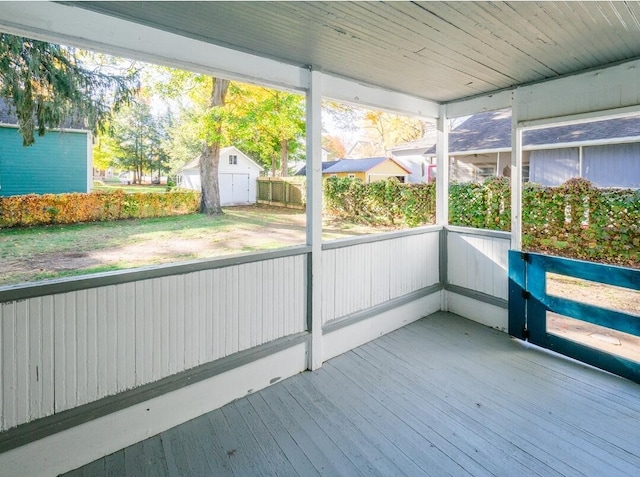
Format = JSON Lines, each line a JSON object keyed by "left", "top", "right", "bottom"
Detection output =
{"left": 0, "top": 254, "right": 306, "bottom": 432}
{"left": 1, "top": 297, "right": 55, "bottom": 432}
{"left": 322, "top": 231, "right": 440, "bottom": 325}
{"left": 447, "top": 231, "right": 510, "bottom": 300}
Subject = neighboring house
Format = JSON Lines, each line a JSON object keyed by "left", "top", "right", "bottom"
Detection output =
{"left": 326, "top": 157, "right": 411, "bottom": 183}
{"left": 425, "top": 110, "right": 640, "bottom": 187}
{"left": 296, "top": 157, "right": 411, "bottom": 182}
{"left": 177, "top": 146, "right": 263, "bottom": 206}
{"left": 387, "top": 128, "right": 437, "bottom": 183}
{"left": 0, "top": 101, "right": 92, "bottom": 196}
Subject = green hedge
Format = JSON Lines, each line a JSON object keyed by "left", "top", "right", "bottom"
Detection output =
{"left": 521, "top": 178, "right": 639, "bottom": 267}
{"left": 0, "top": 190, "right": 201, "bottom": 228}
{"left": 325, "top": 176, "right": 639, "bottom": 267}
{"left": 324, "top": 177, "right": 436, "bottom": 227}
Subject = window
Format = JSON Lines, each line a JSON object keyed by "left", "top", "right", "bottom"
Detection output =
{"left": 229, "top": 155, "right": 238, "bottom": 165}
{"left": 348, "top": 174, "right": 356, "bottom": 178}
{"left": 476, "top": 166, "right": 495, "bottom": 182}
{"left": 522, "top": 165, "right": 530, "bottom": 182}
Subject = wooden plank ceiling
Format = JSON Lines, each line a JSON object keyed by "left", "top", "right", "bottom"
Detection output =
{"left": 73, "top": 1, "right": 640, "bottom": 103}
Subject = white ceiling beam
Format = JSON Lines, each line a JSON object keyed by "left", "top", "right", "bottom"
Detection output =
{"left": 447, "top": 58, "right": 640, "bottom": 125}
{"left": 516, "top": 59, "right": 640, "bottom": 125}
{"left": 0, "top": 1, "right": 309, "bottom": 92}
{"left": 445, "top": 90, "right": 513, "bottom": 119}
{"left": 321, "top": 74, "right": 440, "bottom": 119}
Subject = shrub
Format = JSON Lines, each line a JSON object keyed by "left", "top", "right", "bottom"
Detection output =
{"left": 323, "top": 176, "right": 639, "bottom": 267}
{"left": 323, "top": 177, "right": 436, "bottom": 226}
{"left": 0, "top": 190, "right": 201, "bottom": 228}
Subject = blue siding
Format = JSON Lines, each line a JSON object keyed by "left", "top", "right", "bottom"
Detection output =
{"left": 0, "top": 126, "right": 89, "bottom": 196}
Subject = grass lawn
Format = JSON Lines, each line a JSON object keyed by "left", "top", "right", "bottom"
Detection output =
{"left": 0, "top": 205, "right": 392, "bottom": 285}
{"left": 93, "top": 183, "right": 169, "bottom": 193}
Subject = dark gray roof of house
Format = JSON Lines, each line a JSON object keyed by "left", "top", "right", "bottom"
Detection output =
{"left": 0, "top": 97, "right": 88, "bottom": 130}
{"left": 295, "top": 160, "right": 340, "bottom": 176}
{"left": 325, "top": 157, "right": 388, "bottom": 173}
{"left": 425, "top": 110, "right": 640, "bottom": 154}
{"left": 0, "top": 98, "right": 17, "bottom": 125}
{"left": 324, "top": 157, "right": 412, "bottom": 174}
{"left": 297, "top": 157, "right": 412, "bottom": 175}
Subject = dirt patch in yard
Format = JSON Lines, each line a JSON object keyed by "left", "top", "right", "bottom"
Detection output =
{"left": 0, "top": 205, "right": 395, "bottom": 284}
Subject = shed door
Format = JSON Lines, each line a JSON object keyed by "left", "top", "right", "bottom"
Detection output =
{"left": 220, "top": 173, "right": 250, "bottom": 205}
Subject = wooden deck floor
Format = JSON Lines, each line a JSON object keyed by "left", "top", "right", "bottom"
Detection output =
{"left": 64, "top": 312, "right": 640, "bottom": 477}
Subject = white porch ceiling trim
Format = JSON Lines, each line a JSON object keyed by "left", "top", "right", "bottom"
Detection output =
{"left": 446, "top": 90, "right": 513, "bottom": 119}
{"left": 320, "top": 74, "right": 439, "bottom": 119}
{"left": 516, "top": 59, "right": 640, "bottom": 125}
{"left": 4, "top": 2, "right": 640, "bottom": 124}
{"left": 448, "top": 57, "right": 640, "bottom": 123}
{"left": 0, "top": 1, "right": 439, "bottom": 118}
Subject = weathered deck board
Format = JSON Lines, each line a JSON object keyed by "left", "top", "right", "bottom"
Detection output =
{"left": 63, "top": 312, "right": 640, "bottom": 477}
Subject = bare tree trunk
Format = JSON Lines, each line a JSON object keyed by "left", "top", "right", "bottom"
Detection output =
{"left": 280, "top": 138, "right": 289, "bottom": 177}
{"left": 199, "top": 77, "right": 230, "bottom": 215}
{"left": 271, "top": 154, "right": 277, "bottom": 177}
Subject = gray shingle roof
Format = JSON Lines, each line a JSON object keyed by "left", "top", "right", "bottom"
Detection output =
{"left": 324, "top": 157, "right": 389, "bottom": 173}
{"left": 295, "top": 160, "right": 340, "bottom": 176}
{"left": 0, "top": 98, "right": 17, "bottom": 125}
{"left": 425, "top": 110, "right": 640, "bottom": 154}
{"left": 0, "top": 97, "right": 88, "bottom": 130}
{"left": 296, "top": 157, "right": 411, "bottom": 176}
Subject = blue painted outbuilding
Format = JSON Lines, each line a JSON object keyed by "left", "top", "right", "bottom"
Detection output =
{"left": 0, "top": 124, "right": 91, "bottom": 197}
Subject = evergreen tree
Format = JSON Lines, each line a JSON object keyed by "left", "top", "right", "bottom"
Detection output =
{"left": 0, "top": 33, "right": 137, "bottom": 146}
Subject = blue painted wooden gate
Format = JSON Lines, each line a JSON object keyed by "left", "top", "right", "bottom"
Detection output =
{"left": 509, "top": 251, "right": 640, "bottom": 383}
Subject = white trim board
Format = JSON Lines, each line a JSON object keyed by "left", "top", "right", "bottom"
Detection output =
{"left": 322, "top": 292, "right": 442, "bottom": 363}
{"left": 446, "top": 291, "right": 508, "bottom": 332}
{"left": 0, "top": 342, "right": 308, "bottom": 477}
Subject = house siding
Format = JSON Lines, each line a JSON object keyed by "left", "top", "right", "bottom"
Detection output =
{"left": 529, "top": 148, "right": 579, "bottom": 186}
{"left": 368, "top": 161, "right": 409, "bottom": 177}
{"left": 583, "top": 143, "right": 640, "bottom": 188}
{"left": 0, "top": 127, "right": 89, "bottom": 196}
{"left": 323, "top": 171, "right": 366, "bottom": 181}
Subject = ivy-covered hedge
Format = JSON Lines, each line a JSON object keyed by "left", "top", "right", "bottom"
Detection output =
{"left": 450, "top": 177, "right": 640, "bottom": 266}
{"left": 0, "top": 190, "right": 201, "bottom": 228}
{"left": 521, "top": 178, "right": 639, "bottom": 267}
{"left": 324, "top": 176, "right": 639, "bottom": 267}
{"left": 324, "top": 177, "right": 436, "bottom": 227}
{"left": 449, "top": 177, "right": 511, "bottom": 230}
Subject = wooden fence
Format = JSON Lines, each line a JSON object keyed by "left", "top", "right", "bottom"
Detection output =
{"left": 257, "top": 177, "right": 305, "bottom": 209}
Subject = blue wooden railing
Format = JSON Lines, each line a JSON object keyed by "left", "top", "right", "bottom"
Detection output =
{"left": 509, "top": 250, "right": 640, "bottom": 384}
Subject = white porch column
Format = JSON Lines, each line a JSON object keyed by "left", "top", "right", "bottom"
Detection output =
{"left": 306, "top": 68, "right": 323, "bottom": 370}
{"left": 511, "top": 93, "right": 523, "bottom": 251}
{"left": 436, "top": 104, "right": 449, "bottom": 225}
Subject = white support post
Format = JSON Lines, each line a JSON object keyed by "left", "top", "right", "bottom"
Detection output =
{"left": 579, "top": 145, "right": 584, "bottom": 178}
{"left": 436, "top": 104, "right": 449, "bottom": 312}
{"left": 436, "top": 104, "right": 449, "bottom": 226}
{"left": 306, "top": 69, "right": 323, "bottom": 370}
{"left": 511, "top": 93, "right": 523, "bottom": 251}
